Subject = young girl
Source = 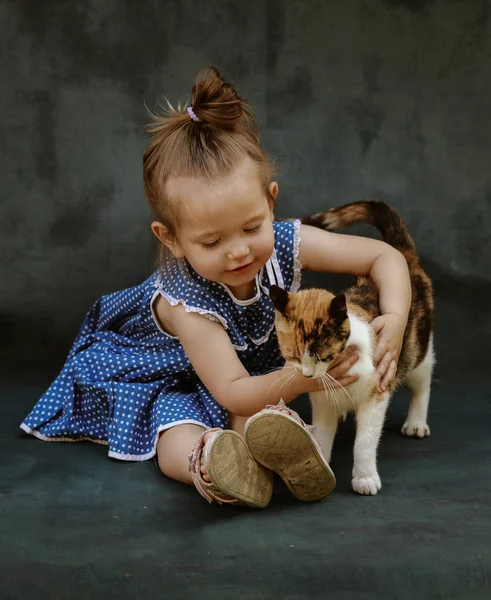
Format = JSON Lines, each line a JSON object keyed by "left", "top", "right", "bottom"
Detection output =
{"left": 21, "top": 67, "right": 411, "bottom": 508}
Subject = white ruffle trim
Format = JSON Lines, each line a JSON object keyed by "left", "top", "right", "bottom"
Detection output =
{"left": 107, "top": 420, "right": 210, "bottom": 461}
{"left": 20, "top": 422, "right": 108, "bottom": 446}
{"left": 291, "top": 219, "right": 303, "bottom": 293}
{"left": 157, "top": 288, "right": 229, "bottom": 330}
{"left": 155, "top": 288, "right": 248, "bottom": 351}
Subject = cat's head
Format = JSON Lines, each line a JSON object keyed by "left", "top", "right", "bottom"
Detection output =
{"left": 269, "top": 285, "right": 350, "bottom": 379}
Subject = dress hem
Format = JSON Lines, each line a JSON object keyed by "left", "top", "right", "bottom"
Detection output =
{"left": 20, "top": 422, "right": 108, "bottom": 446}
{"left": 20, "top": 419, "right": 212, "bottom": 462}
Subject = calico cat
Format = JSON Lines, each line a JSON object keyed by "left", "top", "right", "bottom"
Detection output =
{"left": 270, "top": 200, "right": 434, "bottom": 495}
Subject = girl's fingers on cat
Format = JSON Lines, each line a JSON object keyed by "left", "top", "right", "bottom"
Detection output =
{"left": 328, "top": 353, "right": 358, "bottom": 379}
{"left": 380, "top": 360, "right": 397, "bottom": 391}
{"left": 374, "top": 340, "right": 388, "bottom": 364}
{"left": 329, "top": 353, "right": 358, "bottom": 379}
{"left": 330, "top": 345, "right": 357, "bottom": 368}
{"left": 376, "top": 350, "right": 393, "bottom": 379}
{"left": 370, "top": 316, "right": 385, "bottom": 334}
{"left": 336, "top": 374, "right": 359, "bottom": 387}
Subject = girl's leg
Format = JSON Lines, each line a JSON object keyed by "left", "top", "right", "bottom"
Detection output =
{"left": 157, "top": 424, "right": 206, "bottom": 485}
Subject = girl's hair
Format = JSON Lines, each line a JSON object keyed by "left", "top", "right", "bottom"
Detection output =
{"left": 143, "top": 67, "right": 275, "bottom": 258}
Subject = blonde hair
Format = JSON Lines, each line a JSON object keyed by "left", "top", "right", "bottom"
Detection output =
{"left": 143, "top": 67, "right": 275, "bottom": 261}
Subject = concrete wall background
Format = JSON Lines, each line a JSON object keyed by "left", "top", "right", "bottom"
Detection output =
{"left": 1, "top": 0, "right": 490, "bottom": 377}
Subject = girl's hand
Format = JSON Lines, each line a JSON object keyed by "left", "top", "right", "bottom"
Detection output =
{"left": 326, "top": 345, "right": 360, "bottom": 387}
{"left": 370, "top": 313, "right": 407, "bottom": 392}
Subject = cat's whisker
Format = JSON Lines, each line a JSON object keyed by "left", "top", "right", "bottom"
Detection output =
{"left": 325, "top": 371, "right": 354, "bottom": 408}
{"left": 262, "top": 365, "right": 284, "bottom": 376}
{"left": 275, "top": 372, "right": 298, "bottom": 401}
{"left": 319, "top": 374, "right": 335, "bottom": 406}
{"left": 324, "top": 370, "right": 348, "bottom": 394}
{"left": 326, "top": 378, "right": 352, "bottom": 412}
{"left": 319, "top": 375, "right": 337, "bottom": 411}
{"left": 321, "top": 374, "right": 342, "bottom": 414}
{"left": 263, "top": 362, "right": 297, "bottom": 379}
{"left": 267, "top": 368, "right": 291, "bottom": 392}
{"left": 323, "top": 372, "right": 346, "bottom": 412}
{"left": 269, "top": 368, "right": 298, "bottom": 400}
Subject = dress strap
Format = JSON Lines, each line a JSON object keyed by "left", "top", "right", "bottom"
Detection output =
{"left": 265, "top": 259, "right": 276, "bottom": 287}
{"left": 270, "top": 248, "right": 285, "bottom": 289}
{"left": 260, "top": 248, "right": 285, "bottom": 296}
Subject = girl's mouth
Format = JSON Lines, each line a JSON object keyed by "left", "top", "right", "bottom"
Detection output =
{"left": 228, "top": 262, "right": 253, "bottom": 274}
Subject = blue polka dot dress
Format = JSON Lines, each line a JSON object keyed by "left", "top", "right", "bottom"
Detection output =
{"left": 20, "top": 221, "right": 302, "bottom": 461}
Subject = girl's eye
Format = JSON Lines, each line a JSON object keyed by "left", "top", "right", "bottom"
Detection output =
{"left": 244, "top": 224, "right": 261, "bottom": 234}
{"left": 202, "top": 240, "right": 220, "bottom": 249}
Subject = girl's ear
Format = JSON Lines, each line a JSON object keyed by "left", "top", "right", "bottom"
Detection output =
{"left": 151, "top": 222, "right": 184, "bottom": 258}
{"left": 268, "top": 181, "right": 278, "bottom": 216}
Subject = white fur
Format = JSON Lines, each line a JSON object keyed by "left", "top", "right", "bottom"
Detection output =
{"left": 402, "top": 333, "right": 434, "bottom": 438}
{"left": 309, "top": 313, "right": 433, "bottom": 496}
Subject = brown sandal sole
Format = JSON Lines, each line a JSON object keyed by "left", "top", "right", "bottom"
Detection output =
{"left": 204, "top": 430, "right": 274, "bottom": 509}
{"left": 244, "top": 413, "right": 336, "bottom": 501}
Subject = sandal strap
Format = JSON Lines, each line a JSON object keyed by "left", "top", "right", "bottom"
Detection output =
{"left": 189, "top": 428, "right": 240, "bottom": 505}
{"left": 263, "top": 400, "right": 324, "bottom": 454}
{"left": 264, "top": 399, "right": 314, "bottom": 430}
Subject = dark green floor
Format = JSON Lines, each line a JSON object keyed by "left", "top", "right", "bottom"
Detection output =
{"left": 1, "top": 375, "right": 490, "bottom": 600}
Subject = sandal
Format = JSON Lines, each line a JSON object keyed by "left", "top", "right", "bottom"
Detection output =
{"left": 244, "top": 401, "right": 336, "bottom": 501}
{"left": 189, "top": 428, "right": 274, "bottom": 508}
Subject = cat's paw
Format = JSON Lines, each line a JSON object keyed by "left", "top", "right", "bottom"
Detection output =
{"left": 401, "top": 420, "right": 430, "bottom": 438}
{"left": 338, "top": 411, "right": 348, "bottom": 423}
{"left": 352, "top": 473, "right": 381, "bottom": 495}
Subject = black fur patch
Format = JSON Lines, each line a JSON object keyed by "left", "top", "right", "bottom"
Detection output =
{"left": 269, "top": 285, "right": 289, "bottom": 317}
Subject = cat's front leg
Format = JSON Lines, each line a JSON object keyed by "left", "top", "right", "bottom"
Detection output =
{"left": 352, "top": 393, "right": 390, "bottom": 495}
{"left": 310, "top": 391, "right": 340, "bottom": 463}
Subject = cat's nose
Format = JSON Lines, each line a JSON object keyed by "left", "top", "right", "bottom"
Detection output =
{"left": 302, "top": 366, "right": 315, "bottom": 378}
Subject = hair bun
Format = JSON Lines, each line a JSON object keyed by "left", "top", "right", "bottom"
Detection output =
{"left": 191, "top": 66, "right": 243, "bottom": 128}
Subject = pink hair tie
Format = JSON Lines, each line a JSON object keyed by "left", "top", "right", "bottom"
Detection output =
{"left": 187, "top": 106, "right": 201, "bottom": 122}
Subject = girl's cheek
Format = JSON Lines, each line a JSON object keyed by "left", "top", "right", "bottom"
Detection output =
{"left": 264, "top": 233, "right": 275, "bottom": 255}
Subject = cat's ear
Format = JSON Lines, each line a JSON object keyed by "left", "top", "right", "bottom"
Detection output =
{"left": 328, "top": 293, "right": 347, "bottom": 324}
{"left": 269, "top": 285, "right": 290, "bottom": 318}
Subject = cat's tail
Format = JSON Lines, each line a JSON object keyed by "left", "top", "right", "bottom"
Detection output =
{"left": 301, "top": 200, "right": 419, "bottom": 265}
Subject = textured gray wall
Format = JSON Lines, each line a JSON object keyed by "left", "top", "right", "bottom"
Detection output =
{"left": 1, "top": 0, "right": 490, "bottom": 377}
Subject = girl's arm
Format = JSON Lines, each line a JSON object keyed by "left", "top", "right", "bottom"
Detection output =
{"left": 298, "top": 224, "right": 412, "bottom": 389}
{"left": 155, "top": 300, "right": 358, "bottom": 417}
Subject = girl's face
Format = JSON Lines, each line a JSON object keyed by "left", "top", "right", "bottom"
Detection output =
{"left": 156, "top": 158, "right": 277, "bottom": 298}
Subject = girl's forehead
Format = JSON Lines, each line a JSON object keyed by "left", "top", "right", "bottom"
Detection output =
{"left": 167, "top": 157, "right": 260, "bottom": 202}
{"left": 168, "top": 160, "right": 268, "bottom": 230}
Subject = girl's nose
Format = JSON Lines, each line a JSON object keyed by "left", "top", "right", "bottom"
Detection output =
{"left": 227, "top": 243, "right": 250, "bottom": 260}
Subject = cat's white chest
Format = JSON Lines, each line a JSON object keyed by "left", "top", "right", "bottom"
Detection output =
{"left": 346, "top": 312, "right": 376, "bottom": 385}
{"left": 312, "top": 312, "right": 376, "bottom": 411}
